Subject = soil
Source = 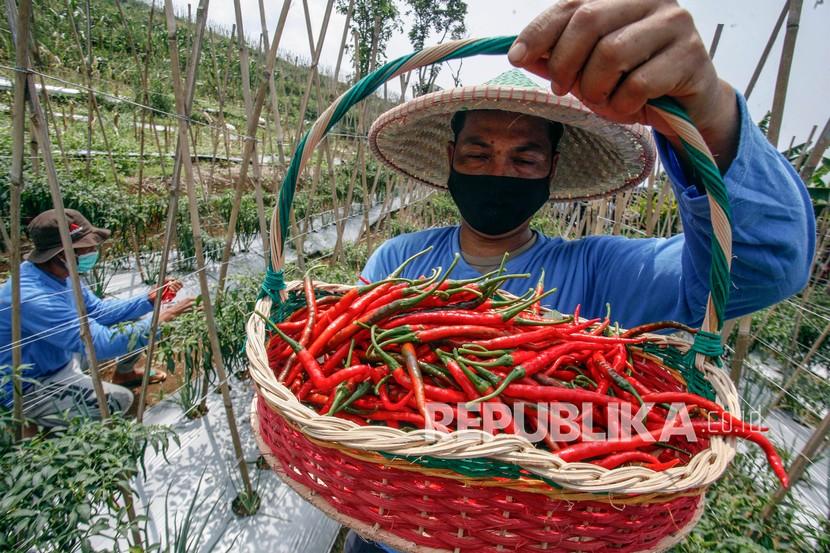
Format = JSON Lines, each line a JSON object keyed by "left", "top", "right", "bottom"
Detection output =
{"left": 99, "top": 353, "right": 185, "bottom": 414}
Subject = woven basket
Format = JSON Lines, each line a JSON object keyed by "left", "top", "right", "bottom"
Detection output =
{"left": 247, "top": 37, "right": 740, "bottom": 552}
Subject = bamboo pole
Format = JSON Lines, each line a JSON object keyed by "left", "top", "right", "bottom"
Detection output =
{"left": 294, "top": 0, "right": 336, "bottom": 144}
{"left": 708, "top": 23, "right": 724, "bottom": 59}
{"left": 745, "top": 1, "right": 789, "bottom": 100}
{"left": 6, "top": 0, "right": 109, "bottom": 418}
{"left": 800, "top": 117, "right": 830, "bottom": 182}
{"left": 794, "top": 124, "right": 818, "bottom": 172}
{"left": 232, "top": 0, "right": 270, "bottom": 267}
{"left": 135, "top": 0, "right": 154, "bottom": 197}
{"left": 136, "top": 0, "right": 211, "bottom": 422}
{"left": 333, "top": 0, "right": 355, "bottom": 82}
{"left": 7, "top": 8, "right": 148, "bottom": 539}
{"left": 8, "top": 0, "right": 30, "bottom": 443}
{"left": 64, "top": 0, "right": 122, "bottom": 188}
{"left": 83, "top": 0, "right": 92, "bottom": 175}
{"left": 760, "top": 410, "right": 830, "bottom": 521}
{"left": 162, "top": 0, "right": 255, "bottom": 503}
{"left": 297, "top": 0, "right": 336, "bottom": 247}
{"left": 216, "top": 0, "right": 293, "bottom": 295}
{"left": 258, "top": 0, "right": 288, "bottom": 165}
{"left": 729, "top": 315, "right": 752, "bottom": 384}
{"left": 767, "top": 0, "right": 803, "bottom": 148}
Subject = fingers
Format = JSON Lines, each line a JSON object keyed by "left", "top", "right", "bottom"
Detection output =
{"left": 164, "top": 278, "right": 183, "bottom": 292}
{"left": 573, "top": 19, "right": 676, "bottom": 107}
{"left": 546, "top": 0, "right": 654, "bottom": 94}
{"left": 608, "top": 39, "right": 711, "bottom": 118}
{"left": 508, "top": 0, "right": 581, "bottom": 66}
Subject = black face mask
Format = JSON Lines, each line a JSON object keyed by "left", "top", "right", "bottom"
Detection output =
{"left": 447, "top": 167, "right": 551, "bottom": 236}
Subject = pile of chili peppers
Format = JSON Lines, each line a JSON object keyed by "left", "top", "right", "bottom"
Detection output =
{"left": 263, "top": 251, "right": 788, "bottom": 487}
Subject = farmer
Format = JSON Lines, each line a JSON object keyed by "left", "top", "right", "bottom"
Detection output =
{"left": 350, "top": 0, "right": 815, "bottom": 551}
{"left": 0, "top": 209, "right": 195, "bottom": 427}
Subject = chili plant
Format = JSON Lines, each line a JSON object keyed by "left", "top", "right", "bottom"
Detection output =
{"left": 0, "top": 411, "right": 176, "bottom": 553}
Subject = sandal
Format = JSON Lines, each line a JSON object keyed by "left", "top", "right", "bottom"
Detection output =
{"left": 113, "top": 368, "right": 168, "bottom": 388}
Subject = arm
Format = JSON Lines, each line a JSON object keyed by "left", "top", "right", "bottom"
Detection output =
{"left": 83, "top": 286, "right": 153, "bottom": 326}
{"left": 25, "top": 294, "right": 154, "bottom": 362}
{"left": 581, "top": 93, "right": 815, "bottom": 328}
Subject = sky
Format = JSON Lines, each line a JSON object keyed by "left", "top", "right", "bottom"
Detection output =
{"left": 171, "top": 0, "right": 829, "bottom": 148}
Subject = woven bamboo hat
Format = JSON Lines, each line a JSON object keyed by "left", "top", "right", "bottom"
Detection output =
{"left": 368, "top": 69, "right": 656, "bottom": 201}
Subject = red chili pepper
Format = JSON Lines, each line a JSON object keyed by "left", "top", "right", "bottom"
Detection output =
{"left": 161, "top": 283, "right": 177, "bottom": 302}
{"left": 645, "top": 459, "right": 682, "bottom": 471}
{"left": 279, "top": 274, "right": 318, "bottom": 383}
{"left": 379, "top": 384, "right": 413, "bottom": 411}
{"left": 640, "top": 392, "right": 767, "bottom": 432}
{"left": 470, "top": 342, "right": 609, "bottom": 404}
{"left": 596, "top": 451, "right": 661, "bottom": 469}
{"left": 320, "top": 340, "right": 354, "bottom": 375}
{"left": 441, "top": 356, "right": 480, "bottom": 401}
{"left": 402, "top": 343, "right": 430, "bottom": 424}
{"left": 307, "top": 281, "right": 397, "bottom": 356}
{"left": 689, "top": 420, "right": 788, "bottom": 487}
{"left": 555, "top": 425, "right": 670, "bottom": 463}
{"left": 272, "top": 325, "right": 372, "bottom": 391}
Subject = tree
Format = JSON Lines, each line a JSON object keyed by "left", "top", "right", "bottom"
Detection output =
{"left": 405, "top": 0, "right": 467, "bottom": 95}
{"left": 336, "top": 0, "right": 401, "bottom": 78}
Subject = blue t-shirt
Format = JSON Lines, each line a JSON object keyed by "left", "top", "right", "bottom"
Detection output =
{"left": 362, "top": 93, "right": 815, "bottom": 333}
{"left": 0, "top": 261, "right": 154, "bottom": 405}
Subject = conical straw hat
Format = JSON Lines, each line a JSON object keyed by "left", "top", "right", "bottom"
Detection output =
{"left": 368, "top": 69, "right": 656, "bottom": 201}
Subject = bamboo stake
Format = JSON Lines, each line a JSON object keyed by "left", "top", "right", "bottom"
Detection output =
{"left": 794, "top": 124, "right": 818, "bottom": 172}
{"left": 7, "top": 0, "right": 109, "bottom": 418}
{"left": 64, "top": 0, "right": 122, "bottom": 188}
{"left": 258, "top": 0, "right": 288, "bottom": 165}
{"left": 83, "top": 0, "right": 92, "bottom": 175}
{"left": 767, "top": 0, "right": 803, "bottom": 148}
{"left": 231, "top": 0, "right": 270, "bottom": 267}
{"left": 8, "top": 0, "right": 30, "bottom": 443}
{"left": 708, "top": 23, "right": 724, "bottom": 59}
{"left": 7, "top": 9, "right": 147, "bottom": 538}
{"left": 294, "top": 0, "right": 336, "bottom": 144}
{"left": 298, "top": 0, "right": 336, "bottom": 245}
{"left": 593, "top": 199, "right": 607, "bottom": 235}
{"left": 162, "top": 0, "right": 255, "bottom": 502}
{"left": 34, "top": 72, "right": 69, "bottom": 172}
{"left": 729, "top": 315, "right": 752, "bottom": 384}
{"left": 136, "top": 0, "right": 211, "bottom": 422}
{"left": 216, "top": 0, "right": 293, "bottom": 295}
{"left": 333, "top": 0, "right": 355, "bottom": 82}
{"left": 745, "top": 1, "right": 789, "bottom": 100}
{"left": 135, "top": 0, "right": 154, "bottom": 197}
{"left": 760, "top": 410, "right": 830, "bottom": 521}
{"left": 800, "top": 117, "right": 830, "bottom": 182}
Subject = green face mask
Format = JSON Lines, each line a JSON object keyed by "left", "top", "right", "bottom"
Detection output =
{"left": 77, "top": 251, "right": 99, "bottom": 273}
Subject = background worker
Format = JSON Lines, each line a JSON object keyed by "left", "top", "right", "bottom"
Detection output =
{"left": 0, "top": 209, "right": 194, "bottom": 427}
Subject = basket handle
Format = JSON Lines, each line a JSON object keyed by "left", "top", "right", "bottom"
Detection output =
{"left": 264, "top": 36, "right": 732, "bottom": 388}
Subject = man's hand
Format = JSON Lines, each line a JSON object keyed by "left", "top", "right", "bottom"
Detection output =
{"left": 509, "top": 0, "right": 739, "bottom": 170}
{"left": 148, "top": 278, "right": 183, "bottom": 304}
{"left": 158, "top": 297, "right": 196, "bottom": 323}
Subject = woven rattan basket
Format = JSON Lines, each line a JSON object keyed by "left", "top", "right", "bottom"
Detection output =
{"left": 247, "top": 37, "right": 740, "bottom": 552}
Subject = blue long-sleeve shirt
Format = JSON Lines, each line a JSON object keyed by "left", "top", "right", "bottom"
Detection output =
{"left": 358, "top": 93, "right": 816, "bottom": 553}
{"left": 362, "top": 93, "right": 816, "bottom": 331}
{"left": 0, "top": 261, "right": 154, "bottom": 404}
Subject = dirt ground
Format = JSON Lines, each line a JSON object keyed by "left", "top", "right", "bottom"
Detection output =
{"left": 99, "top": 354, "right": 185, "bottom": 415}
